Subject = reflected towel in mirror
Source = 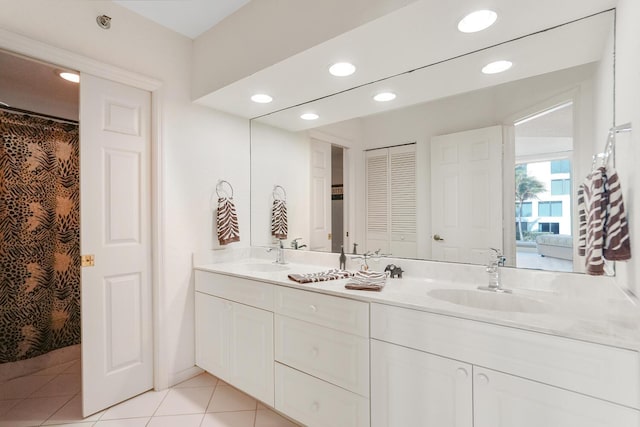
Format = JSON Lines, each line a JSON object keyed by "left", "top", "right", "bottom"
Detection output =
{"left": 271, "top": 199, "right": 288, "bottom": 239}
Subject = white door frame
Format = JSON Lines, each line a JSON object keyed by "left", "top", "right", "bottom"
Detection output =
{"left": 0, "top": 29, "right": 167, "bottom": 388}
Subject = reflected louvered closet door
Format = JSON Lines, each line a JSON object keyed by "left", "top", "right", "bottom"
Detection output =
{"left": 365, "top": 145, "right": 417, "bottom": 258}
{"left": 390, "top": 145, "right": 417, "bottom": 257}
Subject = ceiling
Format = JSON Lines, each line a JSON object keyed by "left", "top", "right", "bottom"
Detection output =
{"left": 0, "top": 51, "right": 79, "bottom": 121}
{"left": 113, "top": 0, "right": 250, "bottom": 39}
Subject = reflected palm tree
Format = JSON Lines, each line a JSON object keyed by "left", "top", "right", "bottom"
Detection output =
{"left": 515, "top": 166, "right": 546, "bottom": 241}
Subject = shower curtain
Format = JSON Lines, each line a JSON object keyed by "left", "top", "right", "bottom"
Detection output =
{"left": 0, "top": 110, "right": 80, "bottom": 363}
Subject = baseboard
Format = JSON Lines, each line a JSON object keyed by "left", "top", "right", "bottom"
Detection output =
{"left": 164, "top": 365, "right": 204, "bottom": 389}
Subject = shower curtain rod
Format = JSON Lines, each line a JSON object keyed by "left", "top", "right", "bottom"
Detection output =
{"left": 0, "top": 105, "right": 78, "bottom": 125}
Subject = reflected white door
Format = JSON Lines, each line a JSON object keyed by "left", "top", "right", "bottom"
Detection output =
{"left": 431, "top": 126, "right": 503, "bottom": 265}
{"left": 80, "top": 74, "right": 153, "bottom": 416}
{"left": 310, "top": 139, "right": 332, "bottom": 251}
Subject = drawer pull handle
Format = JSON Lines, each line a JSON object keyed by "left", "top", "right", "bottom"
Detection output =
{"left": 476, "top": 373, "right": 489, "bottom": 385}
{"left": 309, "top": 304, "right": 317, "bottom": 313}
{"left": 311, "top": 347, "right": 319, "bottom": 358}
{"left": 310, "top": 401, "right": 320, "bottom": 412}
{"left": 456, "top": 367, "right": 468, "bottom": 379}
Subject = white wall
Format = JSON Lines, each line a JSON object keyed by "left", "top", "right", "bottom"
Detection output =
{"left": 0, "top": 0, "right": 251, "bottom": 387}
{"left": 612, "top": 0, "right": 640, "bottom": 296}
{"left": 250, "top": 121, "right": 311, "bottom": 248}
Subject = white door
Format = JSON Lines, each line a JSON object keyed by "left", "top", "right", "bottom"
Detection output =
{"left": 474, "top": 367, "right": 639, "bottom": 427}
{"left": 371, "top": 339, "right": 472, "bottom": 427}
{"left": 80, "top": 73, "right": 153, "bottom": 416}
{"left": 310, "top": 139, "right": 332, "bottom": 251}
{"left": 431, "top": 126, "right": 503, "bottom": 265}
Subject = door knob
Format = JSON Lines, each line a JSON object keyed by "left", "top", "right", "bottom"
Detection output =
{"left": 433, "top": 234, "right": 445, "bottom": 242}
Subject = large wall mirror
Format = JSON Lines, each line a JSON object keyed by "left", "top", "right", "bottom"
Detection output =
{"left": 250, "top": 10, "right": 615, "bottom": 274}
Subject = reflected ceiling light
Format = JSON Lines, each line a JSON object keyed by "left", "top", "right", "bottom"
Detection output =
{"left": 329, "top": 62, "right": 356, "bottom": 77}
{"left": 251, "top": 93, "right": 273, "bottom": 103}
{"left": 373, "top": 92, "right": 396, "bottom": 102}
{"left": 457, "top": 10, "right": 498, "bottom": 33}
{"left": 300, "top": 113, "right": 319, "bottom": 120}
{"left": 59, "top": 71, "right": 80, "bottom": 83}
{"left": 482, "top": 60, "right": 512, "bottom": 74}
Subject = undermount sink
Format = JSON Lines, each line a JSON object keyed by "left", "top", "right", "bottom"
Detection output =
{"left": 428, "top": 288, "right": 550, "bottom": 313}
{"left": 242, "top": 262, "right": 289, "bottom": 273}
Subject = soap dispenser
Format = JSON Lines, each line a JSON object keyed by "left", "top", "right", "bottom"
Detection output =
{"left": 339, "top": 245, "right": 347, "bottom": 270}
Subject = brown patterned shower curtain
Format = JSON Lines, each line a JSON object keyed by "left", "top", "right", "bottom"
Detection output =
{"left": 0, "top": 110, "right": 80, "bottom": 363}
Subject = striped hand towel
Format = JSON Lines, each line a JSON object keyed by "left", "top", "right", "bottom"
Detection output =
{"left": 603, "top": 167, "right": 631, "bottom": 261}
{"left": 582, "top": 168, "right": 608, "bottom": 275}
{"left": 217, "top": 197, "right": 240, "bottom": 245}
{"left": 271, "top": 199, "right": 288, "bottom": 239}
{"left": 345, "top": 270, "right": 389, "bottom": 291}
{"left": 288, "top": 269, "right": 353, "bottom": 284}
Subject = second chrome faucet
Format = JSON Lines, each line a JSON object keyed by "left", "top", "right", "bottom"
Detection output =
{"left": 478, "top": 248, "right": 510, "bottom": 293}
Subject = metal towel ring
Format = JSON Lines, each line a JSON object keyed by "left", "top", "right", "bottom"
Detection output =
{"left": 273, "top": 185, "right": 287, "bottom": 201}
{"left": 216, "top": 180, "right": 234, "bottom": 198}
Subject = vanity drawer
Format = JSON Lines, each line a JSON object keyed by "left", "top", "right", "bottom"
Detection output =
{"left": 275, "top": 363, "right": 370, "bottom": 427}
{"left": 275, "top": 315, "right": 369, "bottom": 397}
{"left": 275, "top": 286, "right": 369, "bottom": 337}
{"left": 371, "top": 303, "right": 640, "bottom": 409}
{"left": 195, "top": 270, "right": 274, "bottom": 311}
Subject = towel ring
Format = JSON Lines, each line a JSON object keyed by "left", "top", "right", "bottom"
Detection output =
{"left": 273, "top": 185, "right": 287, "bottom": 201}
{"left": 216, "top": 180, "right": 234, "bottom": 198}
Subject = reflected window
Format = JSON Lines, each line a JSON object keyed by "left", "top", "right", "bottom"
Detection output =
{"left": 516, "top": 201, "right": 532, "bottom": 217}
{"left": 539, "top": 222, "right": 560, "bottom": 234}
{"left": 538, "top": 201, "right": 563, "bottom": 216}
{"left": 550, "top": 179, "right": 571, "bottom": 195}
{"left": 550, "top": 159, "right": 571, "bottom": 174}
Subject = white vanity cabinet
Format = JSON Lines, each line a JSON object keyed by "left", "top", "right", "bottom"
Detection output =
{"left": 371, "top": 339, "right": 472, "bottom": 427}
{"left": 371, "top": 302, "right": 640, "bottom": 427}
{"left": 274, "top": 286, "right": 370, "bottom": 427}
{"left": 194, "top": 271, "right": 275, "bottom": 406}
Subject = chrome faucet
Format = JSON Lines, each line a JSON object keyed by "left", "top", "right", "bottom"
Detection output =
{"left": 478, "top": 248, "right": 510, "bottom": 293}
{"left": 267, "top": 240, "right": 287, "bottom": 264}
{"left": 290, "top": 238, "right": 307, "bottom": 250}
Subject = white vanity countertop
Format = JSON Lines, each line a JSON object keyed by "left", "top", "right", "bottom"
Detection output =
{"left": 194, "top": 256, "right": 640, "bottom": 351}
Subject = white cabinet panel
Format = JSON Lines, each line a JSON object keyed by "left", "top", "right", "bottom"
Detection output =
{"left": 195, "top": 270, "right": 274, "bottom": 311}
{"left": 195, "top": 291, "right": 231, "bottom": 375}
{"left": 371, "top": 303, "right": 639, "bottom": 408}
{"left": 474, "top": 367, "right": 640, "bottom": 427}
{"left": 275, "top": 315, "right": 369, "bottom": 397}
{"left": 275, "top": 286, "right": 369, "bottom": 337}
{"left": 195, "top": 291, "right": 274, "bottom": 406}
{"left": 275, "top": 363, "right": 369, "bottom": 427}
{"left": 371, "top": 339, "right": 472, "bottom": 427}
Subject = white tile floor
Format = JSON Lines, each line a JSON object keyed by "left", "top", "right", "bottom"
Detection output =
{"left": 0, "top": 360, "right": 300, "bottom": 427}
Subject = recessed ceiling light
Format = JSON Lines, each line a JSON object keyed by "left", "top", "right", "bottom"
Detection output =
{"left": 458, "top": 10, "right": 498, "bottom": 33}
{"left": 251, "top": 93, "right": 273, "bottom": 104}
{"left": 59, "top": 71, "right": 80, "bottom": 83}
{"left": 482, "top": 60, "right": 512, "bottom": 74}
{"left": 329, "top": 62, "right": 356, "bottom": 77}
{"left": 373, "top": 92, "right": 396, "bottom": 102}
{"left": 300, "top": 113, "right": 319, "bottom": 120}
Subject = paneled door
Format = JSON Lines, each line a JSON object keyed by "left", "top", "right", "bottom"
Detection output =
{"left": 80, "top": 74, "right": 153, "bottom": 416}
{"left": 310, "top": 139, "right": 332, "bottom": 251}
{"left": 431, "top": 126, "right": 503, "bottom": 265}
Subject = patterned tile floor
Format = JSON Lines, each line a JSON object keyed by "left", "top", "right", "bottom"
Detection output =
{"left": 0, "top": 360, "right": 300, "bottom": 427}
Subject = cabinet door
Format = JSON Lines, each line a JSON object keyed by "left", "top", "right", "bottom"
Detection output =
{"left": 474, "top": 367, "right": 640, "bottom": 427}
{"left": 195, "top": 292, "right": 232, "bottom": 376}
{"left": 371, "top": 339, "right": 472, "bottom": 427}
{"left": 230, "top": 302, "right": 274, "bottom": 406}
